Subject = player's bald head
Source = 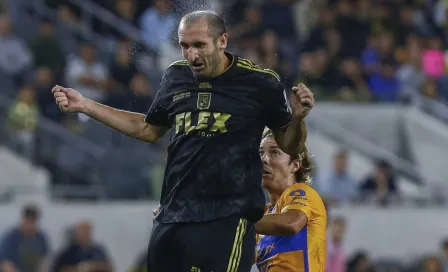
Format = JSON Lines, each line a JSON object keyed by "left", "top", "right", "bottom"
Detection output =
{"left": 179, "top": 10, "right": 227, "bottom": 41}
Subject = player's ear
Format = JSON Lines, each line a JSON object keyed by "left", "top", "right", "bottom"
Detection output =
{"left": 218, "top": 33, "right": 228, "bottom": 50}
{"left": 290, "top": 159, "right": 300, "bottom": 174}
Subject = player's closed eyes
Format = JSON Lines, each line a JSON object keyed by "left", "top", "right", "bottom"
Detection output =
{"left": 192, "top": 42, "right": 206, "bottom": 48}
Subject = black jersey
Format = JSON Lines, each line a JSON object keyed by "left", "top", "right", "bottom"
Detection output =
{"left": 145, "top": 52, "right": 291, "bottom": 223}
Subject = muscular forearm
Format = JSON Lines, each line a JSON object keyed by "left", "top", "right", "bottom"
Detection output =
{"left": 83, "top": 99, "right": 153, "bottom": 142}
{"left": 275, "top": 118, "right": 307, "bottom": 156}
{"left": 255, "top": 212, "right": 301, "bottom": 236}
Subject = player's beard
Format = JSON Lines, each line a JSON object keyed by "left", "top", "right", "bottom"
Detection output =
{"left": 195, "top": 46, "right": 221, "bottom": 79}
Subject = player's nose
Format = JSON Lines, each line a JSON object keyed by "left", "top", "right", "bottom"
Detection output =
{"left": 186, "top": 50, "right": 199, "bottom": 62}
{"left": 261, "top": 153, "right": 269, "bottom": 164}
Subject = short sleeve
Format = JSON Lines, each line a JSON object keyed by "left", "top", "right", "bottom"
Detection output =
{"left": 280, "top": 186, "right": 313, "bottom": 221}
{"left": 145, "top": 71, "right": 172, "bottom": 127}
{"left": 264, "top": 79, "right": 292, "bottom": 130}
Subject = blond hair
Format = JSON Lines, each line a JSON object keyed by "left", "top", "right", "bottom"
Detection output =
{"left": 262, "top": 128, "right": 313, "bottom": 186}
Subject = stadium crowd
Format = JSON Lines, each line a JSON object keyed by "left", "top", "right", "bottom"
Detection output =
{"left": 2, "top": 0, "right": 448, "bottom": 199}
{"left": 1, "top": 0, "right": 448, "bottom": 271}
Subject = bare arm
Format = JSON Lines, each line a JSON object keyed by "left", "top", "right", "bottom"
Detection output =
{"left": 83, "top": 99, "right": 168, "bottom": 143}
{"left": 265, "top": 82, "right": 312, "bottom": 156}
{"left": 255, "top": 210, "right": 308, "bottom": 236}
{"left": 272, "top": 118, "right": 307, "bottom": 156}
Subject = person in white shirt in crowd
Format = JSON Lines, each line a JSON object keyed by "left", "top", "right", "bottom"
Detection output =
{"left": 65, "top": 42, "right": 108, "bottom": 103}
{"left": 139, "top": 0, "right": 176, "bottom": 53}
{"left": 315, "top": 149, "right": 358, "bottom": 206}
{"left": 0, "top": 14, "right": 33, "bottom": 85}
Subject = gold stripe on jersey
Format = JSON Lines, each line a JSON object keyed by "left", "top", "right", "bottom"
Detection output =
{"left": 227, "top": 218, "right": 247, "bottom": 272}
{"left": 169, "top": 60, "right": 189, "bottom": 66}
{"left": 236, "top": 60, "right": 280, "bottom": 82}
{"left": 234, "top": 219, "right": 247, "bottom": 271}
{"left": 237, "top": 57, "right": 260, "bottom": 68}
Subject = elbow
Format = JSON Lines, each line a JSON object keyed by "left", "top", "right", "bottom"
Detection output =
{"left": 135, "top": 131, "right": 158, "bottom": 144}
{"left": 283, "top": 221, "right": 303, "bottom": 235}
{"left": 130, "top": 121, "right": 158, "bottom": 144}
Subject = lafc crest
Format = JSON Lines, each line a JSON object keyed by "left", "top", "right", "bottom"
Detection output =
{"left": 197, "top": 93, "right": 211, "bottom": 110}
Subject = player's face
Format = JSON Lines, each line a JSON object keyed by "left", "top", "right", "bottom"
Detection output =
{"left": 178, "top": 20, "right": 223, "bottom": 77}
{"left": 259, "top": 136, "right": 300, "bottom": 191}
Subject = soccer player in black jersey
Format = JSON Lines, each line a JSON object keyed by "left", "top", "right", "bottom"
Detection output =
{"left": 52, "top": 10, "right": 314, "bottom": 272}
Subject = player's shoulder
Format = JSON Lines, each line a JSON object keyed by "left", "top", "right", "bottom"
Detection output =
{"left": 234, "top": 55, "right": 282, "bottom": 84}
{"left": 168, "top": 59, "right": 189, "bottom": 67}
{"left": 164, "top": 59, "right": 191, "bottom": 75}
{"left": 283, "top": 183, "right": 320, "bottom": 201}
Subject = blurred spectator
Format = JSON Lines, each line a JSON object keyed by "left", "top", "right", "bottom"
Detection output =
{"left": 105, "top": 73, "right": 153, "bottom": 114}
{"left": 0, "top": 204, "right": 49, "bottom": 272}
{"left": 395, "top": 5, "right": 418, "bottom": 48}
{"left": 422, "top": 79, "right": 440, "bottom": 101}
{"left": 261, "top": 0, "right": 297, "bottom": 41}
{"left": 440, "top": 238, "right": 448, "bottom": 272}
{"left": 302, "top": 9, "right": 336, "bottom": 53}
{"left": 52, "top": 220, "right": 112, "bottom": 272}
{"left": 139, "top": 0, "right": 176, "bottom": 53}
{"left": 29, "top": 18, "right": 65, "bottom": 75}
{"left": 423, "top": 255, "right": 444, "bottom": 272}
{"left": 326, "top": 216, "right": 347, "bottom": 272}
{"left": 347, "top": 251, "right": 375, "bottom": 272}
{"left": 0, "top": 14, "right": 33, "bottom": 86}
{"left": 359, "top": 160, "right": 399, "bottom": 205}
{"left": 397, "top": 35, "right": 426, "bottom": 103}
{"left": 107, "top": 38, "right": 138, "bottom": 94}
{"left": 115, "top": 0, "right": 137, "bottom": 27}
{"left": 258, "top": 30, "right": 288, "bottom": 78}
{"left": 422, "top": 36, "right": 445, "bottom": 79}
{"left": 295, "top": 50, "right": 338, "bottom": 100}
{"left": 101, "top": 0, "right": 138, "bottom": 39}
{"left": 66, "top": 42, "right": 108, "bottom": 102}
{"left": 126, "top": 73, "right": 154, "bottom": 113}
{"left": 315, "top": 150, "right": 358, "bottom": 206}
{"left": 0, "top": 0, "right": 6, "bottom": 13}
{"left": 362, "top": 32, "right": 400, "bottom": 102}
{"left": 34, "top": 67, "right": 62, "bottom": 121}
{"left": 293, "top": 0, "right": 326, "bottom": 40}
{"left": 7, "top": 85, "right": 39, "bottom": 159}
{"left": 55, "top": 5, "right": 83, "bottom": 30}
{"left": 333, "top": 0, "right": 370, "bottom": 57}
{"left": 336, "top": 58, "right": 371, "bottom": 102}
{"left": 434, "top": 0, "right": 448, "bottom": 29}
{"left": 228, "top": 5, "right": 263, "bottom": 49}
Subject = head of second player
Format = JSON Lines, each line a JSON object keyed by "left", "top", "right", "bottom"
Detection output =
{"left": 259, "top": 129, "right": 313, "bottom": 204}
{"left": 178, "top": 11, "right": 230, "bottom": 78}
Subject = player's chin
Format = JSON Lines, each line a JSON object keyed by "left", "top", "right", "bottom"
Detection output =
{"left": 261, "top": 175, "right": 273, "bottom": 187}
{"left": 192, "top": 66, "right": 211, "bottom": 77}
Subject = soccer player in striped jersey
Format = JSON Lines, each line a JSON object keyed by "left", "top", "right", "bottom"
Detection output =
{"left": 255, "top": 129, "right": 327, "bottom": 272}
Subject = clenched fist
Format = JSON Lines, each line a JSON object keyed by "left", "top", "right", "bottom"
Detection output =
{"left": 52, "top": 85, "right": 86, "bottom": 113}
{"left": 290, "top": 83, "right": 314, "bottom": 119}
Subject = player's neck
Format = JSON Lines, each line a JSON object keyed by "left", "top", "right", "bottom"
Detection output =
{"left": 268, "top": 193, "right": 282, "bottom": 207}
{"left": 268, "top": 180, "right": 295, "bottom": 206}
{"left": 213, "top": 52, "right": 231, "bottom": 77}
